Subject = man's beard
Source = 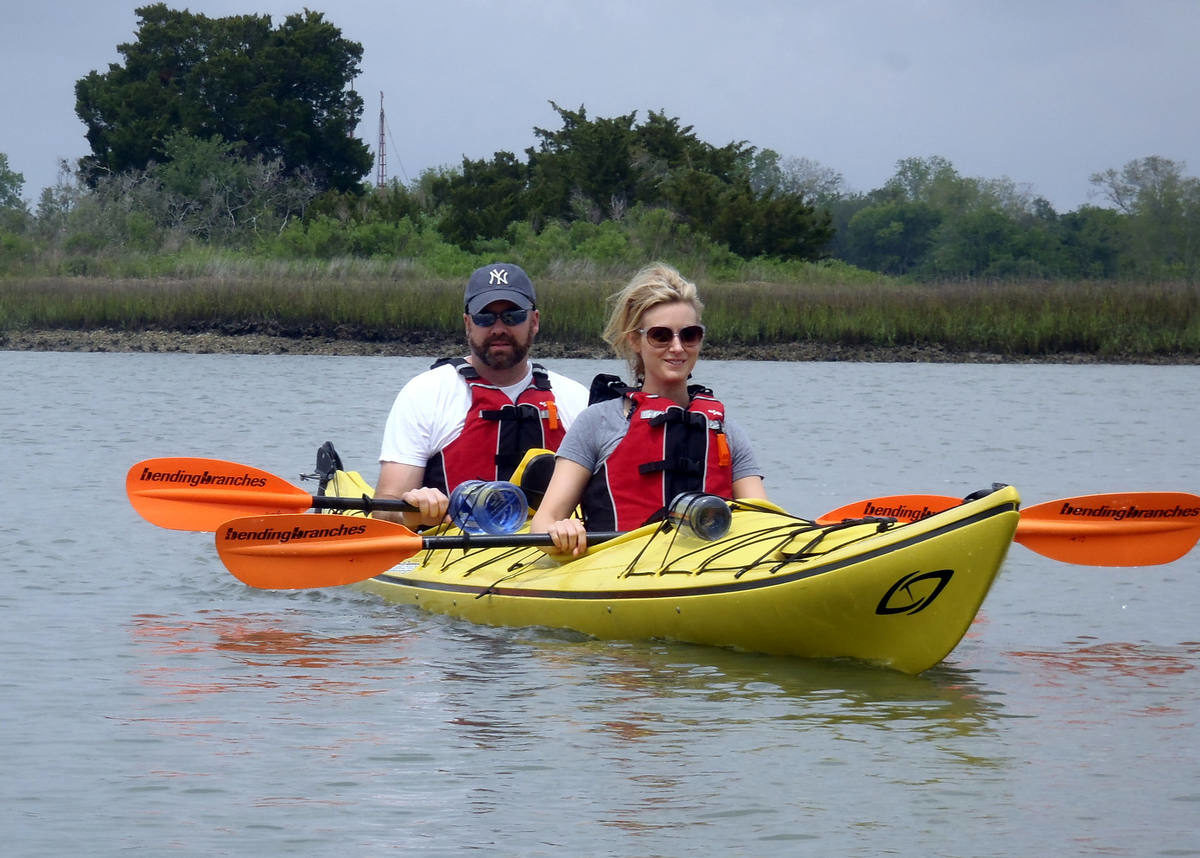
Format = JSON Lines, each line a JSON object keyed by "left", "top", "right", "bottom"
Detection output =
{"left": 469, "top": 329, "right": 532, "bottom": 370}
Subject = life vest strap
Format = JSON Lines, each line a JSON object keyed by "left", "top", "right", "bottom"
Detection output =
{"left": 638, "top": 457, "right": 704, "bottom": 477}
{"left": 648, "top": 408, "right": 702, "bottom": 428}
{"left": 479, "top": 404, "right": 546, "bottom": 422}
{"left": 494, "top": 452, "right": 525, "bottom": 469}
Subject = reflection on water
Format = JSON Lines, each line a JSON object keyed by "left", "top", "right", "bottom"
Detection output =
{"left": 553, "top": 640, "right": 1003, "bottom": 737}
{"left": 126, "top": 606, "right": 1008, "bottom": 763}
{"left": 130, "top": 610, "right": 415, "bottom": 699}
{"left": 1007, "top": 637, "right": 1200, "bottom": 723}
{"left": 1009, "top": 637, "right": 1199, "bottom": 682}
{"left": 1001, "top": 637, "right": 1200, "bottom": 740}
{"left": 421, "top": 629, "right": 1008, "bottom": 763}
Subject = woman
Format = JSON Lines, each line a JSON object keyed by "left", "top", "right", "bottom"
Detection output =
{"left": 530, "top": 263, "right": 767, "bottom": 556}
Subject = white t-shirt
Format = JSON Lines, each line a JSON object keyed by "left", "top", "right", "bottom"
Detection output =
{"left": 379, "top": 361, "right": 590, "bottom": 467}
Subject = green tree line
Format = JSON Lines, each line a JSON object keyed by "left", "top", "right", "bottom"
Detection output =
{"left": 1, "top": 4, "right": 1198, "bottom": 284}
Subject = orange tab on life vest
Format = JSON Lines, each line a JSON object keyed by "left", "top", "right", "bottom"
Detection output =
{"left": 547, "top": 400, "right": 559, "bottom": 431}
{"left": 716, "top": 432, "right": 731, "bottom": 467}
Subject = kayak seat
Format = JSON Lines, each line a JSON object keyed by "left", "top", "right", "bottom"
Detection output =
{"left": 510, "top": 447, "right": 555, "bottom": 511}
{"left": 311, "top": 440, "right": 344, "bottom": 497}
{"left": 307, "top": 441, "right": 556, "bottom": 517}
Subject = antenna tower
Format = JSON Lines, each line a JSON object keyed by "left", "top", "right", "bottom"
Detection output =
{"left": 376, "top": 91, "right": 387, "bottom": 188}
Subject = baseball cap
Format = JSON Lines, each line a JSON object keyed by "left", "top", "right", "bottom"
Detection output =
{"left": 464, "top": 263, "right": 536, "bottom": 314}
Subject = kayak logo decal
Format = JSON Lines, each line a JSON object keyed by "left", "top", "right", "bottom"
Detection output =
{"left": 1056, "top": 500, "right": 1200, "bottom": 520}
{"left": 137, "top": 465, "right": 267, "bottom": 488}
{"left": 223, "top": 521, "right": 367, "bottom": 543}
{"left": 876, "top": 569, "right": 953, "bottom": 615}
{"left": 862, "top": 501, "right": 939, "bottom": 522}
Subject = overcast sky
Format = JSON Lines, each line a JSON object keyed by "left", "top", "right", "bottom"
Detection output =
{"left": 3, "top": 0, "right": 1197, "bottom": 212}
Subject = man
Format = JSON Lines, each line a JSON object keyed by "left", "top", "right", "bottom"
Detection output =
{"left": 375, "top": 262, "right": 589, "bottom": 528}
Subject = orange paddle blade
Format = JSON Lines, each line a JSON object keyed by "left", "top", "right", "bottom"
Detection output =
{"left": 1015, "top": 492, "right": 1200, "bottom": 566}
{"left": 815, "top": 490, "right": 1200, "bottom": 566}
{"left": 216, "top": 514, "right": 424, "bottom": 589}
{"left": 815, "top": 494, "right": 960, "bottom": 525}
{"left": 127, "top": 458, "right": 314, "bottom": 531}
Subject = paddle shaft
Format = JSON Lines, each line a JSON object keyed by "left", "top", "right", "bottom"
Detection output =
{"left": 421, "top": 531, "right": 624, "bottom": 551}
{"left": 312, "top": 495, "right": 415, "bottom": 513}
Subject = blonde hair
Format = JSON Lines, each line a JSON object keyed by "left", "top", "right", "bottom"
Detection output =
{"left": 602, "top": 262, "right": 704, "bottom": 380}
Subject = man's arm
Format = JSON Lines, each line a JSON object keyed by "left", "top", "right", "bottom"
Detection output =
{"left": 375, "top": 461, "right": 448, "bottom": 529}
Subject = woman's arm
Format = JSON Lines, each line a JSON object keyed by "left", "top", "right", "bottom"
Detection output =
{"left": 731, "top": 475, "right": 767, "bottom": 500}
{"left": 529, "top": 458, "right": 593, "bottom": 556}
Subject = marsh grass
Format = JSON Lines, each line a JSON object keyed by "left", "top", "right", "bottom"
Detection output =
{"left": 3, "top": 268, "right": 1198, "bottom": 358}
{"left": 548, "top": 277, "right": 1200, "bottom": 358}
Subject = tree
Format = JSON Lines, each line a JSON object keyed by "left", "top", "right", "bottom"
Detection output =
{"left": 833, "top": 156, "right": 1081, "bottom": 278}
{"left": 74, "top": 3, "right": 371, "bottom": 192}
{"left": 844, "top": 201, "right": 943, "bottom": 274}
{"left": 1057, "top": 206, "right": 1123, "bottom": 279}
{"left": 922, "top": 207, "right": 1026, "bottom": 278}
{"left": 751, "top": 151, "right": 845, "bottom": 203}
{"left": 0, "top": 153, "right": 30, "bottom": 236}
{"left": 1090, "top": 156, "right": 1200, "bottom": 279}
{"left": 881, "top": 155, "right": 982, "bottom": 213}
{"left": 28, "top": 133, "right": 319, "bottom": 251}
{"left": 526, "top": 102, "right": 640, "bottom": 222}
{"left": 151, "top": 131, "right": 320, "bottom": 241}
{"left": 0, "top": 153, "right": 25, "bottom": 210}
{"left": 432, "top": 103, "right": 832, "bottom": 260}
{"left": 746, "top": 148, "right": 783, "bottom": 195}
{"left": 737, "top": 186, "right": 834, "bottom": 260}
{"left": 1089, "top": 157, "right": 1182, "bottom": 215}
{"left": 433, "top": 152, "right": 530, "bottom": 248}
{"left": 664, "top": 173, "right": 832, "bottom": 261}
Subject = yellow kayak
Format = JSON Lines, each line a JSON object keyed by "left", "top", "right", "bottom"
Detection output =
{"left": 327, "top": 468, "right": 1020, "bottom": 674}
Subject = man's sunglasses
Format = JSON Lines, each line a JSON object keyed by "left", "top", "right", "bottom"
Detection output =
{"left": 469, "top": 308, "right": 530, "bottom": 327}
{"left": 638, "top": 324, "right": 706, "bottom": 347}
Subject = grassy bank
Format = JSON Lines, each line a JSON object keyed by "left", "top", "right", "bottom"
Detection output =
{"left": 2, "top": 266, "right": 1198, "bottom": 362}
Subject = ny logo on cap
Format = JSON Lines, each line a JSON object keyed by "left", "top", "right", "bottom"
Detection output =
{"left": 488, "top": 268, "right": 509, "bottom": 285}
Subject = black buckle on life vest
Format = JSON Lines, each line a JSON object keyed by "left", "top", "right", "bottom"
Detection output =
{"left": 638, "top": 457, "right": 703, "bottom": 477}
{"left": 480, "top": 402, "right": 542, "bottom": 422}
{"left": 647, "top": 408, "right": 708, "bottom": 429}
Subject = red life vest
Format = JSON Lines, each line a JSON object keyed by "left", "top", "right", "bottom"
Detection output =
{"left": 424, "top": 359, "right": 566, "bottom": 494}
{"left": 581, "top": 386, "right": 733, "bottom": 531}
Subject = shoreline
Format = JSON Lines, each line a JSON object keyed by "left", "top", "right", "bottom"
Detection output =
{"left": 2, "top": 327, "right": 1198, "bottom": 364}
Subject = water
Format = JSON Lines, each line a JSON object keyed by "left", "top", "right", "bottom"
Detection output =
{"left": 2, "top": 351, "right": 1198, "bottom": 856}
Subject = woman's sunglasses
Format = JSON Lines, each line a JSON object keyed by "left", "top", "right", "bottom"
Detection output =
{"left": 637, "top": 324, "right": 706, "bottom": 347}
{"left": 470, "top": 308, "right": 530, "bottom": 327}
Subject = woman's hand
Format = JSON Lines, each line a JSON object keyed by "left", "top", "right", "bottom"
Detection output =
{"left": 545, "top": 517, "right": 589, "bottom": 557}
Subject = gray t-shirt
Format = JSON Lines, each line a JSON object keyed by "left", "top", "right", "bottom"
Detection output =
{"left": 555, "top": 396, "right": 763, "bottom": 483}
